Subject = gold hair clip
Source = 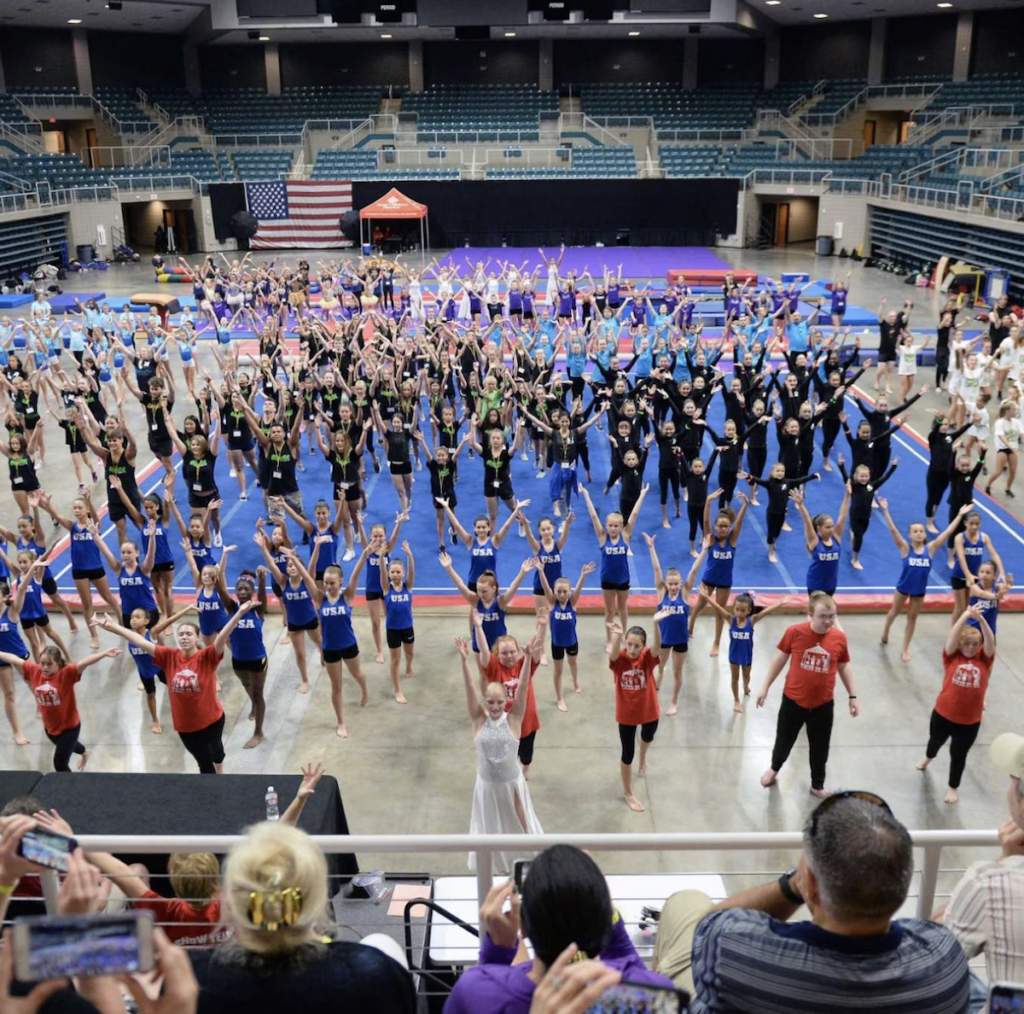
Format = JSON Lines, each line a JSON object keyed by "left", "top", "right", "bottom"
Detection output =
{"left": 248, "top": 888, "right": 303, "bottom": 931}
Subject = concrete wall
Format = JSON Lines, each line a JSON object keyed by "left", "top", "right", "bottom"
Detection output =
{"left": 66, "top": 199, "right": 123, "bottom": 259}
{"left": 786, "top": 197, "right": 818, "bottom": 244}
{"left": 817, "top": 193, "right": 869, "bottom": 254}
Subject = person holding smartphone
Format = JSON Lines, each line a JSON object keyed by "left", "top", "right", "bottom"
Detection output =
{"left": 0, "top": 646, "right": 120, "bottom": 772}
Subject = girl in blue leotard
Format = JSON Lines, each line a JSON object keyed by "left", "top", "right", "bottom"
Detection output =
{"left": 792, "top": 487, "right": 850, "bottom": 597}
{"left": 579, "top": 481, "right": 648, "bottom": 655}
{"left": 380, "top": 541, "right": 416, "bottom": 704}
{"left": 537, "top": 561, "right": 595, "bottom": 712}
{"left": 125, "top": 602, "right": 191, "bottom": 735}
{"left": 521, "top": 511, "right": 576, "bottom": 667}
{"left": 879, "top": 499, "right": 974, "bottom": 663}
{"left": 689, "top": 489, "right": 750, "bottom": 656}
{"left": 950, "top": 511, "right": 1006, "bottom": 618}
{"left": 703, "top": 591, "right": 788, "bottom": 712}
{"left": 967, "top": 561, "right": 1012, "bottom": 640}
{"left": 291, "top": 546, "right": 372, "bottom": 738}
{"left": 4, "top": 549, "right": 71, "bottom": 666}
{"left": 90, "top": 518, "right": 159, "bottom": 630}
{"left": 258, "top": 536, "right": 323, "bottom": 696}
{"left": 644, "top": 532, "right": 711, "bottom": 716}
{"left": 358, "top": 511, "right": 409, "bottom": 666}
{"left": 0, "top": 570, "right": 34, "bottom": 743}
{"left": 225, "top": 570, "right": 268, "bottom": 750}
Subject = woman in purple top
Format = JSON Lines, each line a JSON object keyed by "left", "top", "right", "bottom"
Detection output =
{"left": 443, "top": 845, "right": 672, "bottom": 1014}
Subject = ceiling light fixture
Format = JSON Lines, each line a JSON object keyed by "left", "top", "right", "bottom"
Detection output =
{"left": 258, "top": 34, "right": 270, "bottom": 40}
{"left": 505, "top": 30, "right": 516, "bottom": 36}
{"left": 380, "top": 32, "right": 392, "bottom": 38}
{"left": 813, "top": 11, "right": 828, "bottom": 16}
{"left": 67, "top": 17, "right": 81, "bottom": 23}
{"left": 766, "top": 1, "right": 781, "bottom": 5}
{"left": 937, "top": 2, "right": 953, "bottom": 6}
{"left": 628, "top": 30, "right": 640, "bottom": 35}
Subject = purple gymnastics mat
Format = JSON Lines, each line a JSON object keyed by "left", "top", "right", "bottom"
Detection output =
{"left": 434, "top": 246, "right": 731, "bottom": 278}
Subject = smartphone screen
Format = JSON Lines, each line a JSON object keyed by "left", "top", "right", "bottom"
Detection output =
{"left": 990, "top": 983, "right": 1024, "bottom": 1013}
{"left": 13, "top": 913, "right": 154, "bottom": 981}
{"left": 585, "top": 981, "right": 688, "bottom": 1014}
{"left": 16, "top": 829, "right": 77, "bottom": 873}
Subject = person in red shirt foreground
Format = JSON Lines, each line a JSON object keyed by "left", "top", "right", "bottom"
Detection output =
{"left": 95, "top": 600, "right": 255, "bottom": 773}
{"left": 756, "top": 591, "right": 859, "bottom": 797}
{"left": 608, "top": 621, "right": 660, "bottom": 813}
{"left": 917, "top": 604, "right": 996, "bottom": 805}
{"left": 0, "top": 645, "right": 120, "bottom": 771}
{"left": 29, "top": 762, "right": 326, "bottom": 947}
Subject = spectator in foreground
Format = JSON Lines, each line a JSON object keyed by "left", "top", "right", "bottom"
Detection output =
{"left": 654, "top": 791, "right": 971, "bottom": 1013}
{"left": 189, "top": 821, "right": 415, "bottom": 1014}
{"left": 943, "top": 732, "right": 1024, "bottom": 1013}
{"left": 444, "top": 844, "right": 673, "bottom": 1014}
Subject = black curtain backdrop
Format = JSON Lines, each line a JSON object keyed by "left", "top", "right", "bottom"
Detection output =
{"left": 354, "top": 179, "right": 740, "bottom": 247}
{"left": 207, "top": 179, "right": 740, "bottom": 249}
{"left": 209, "top": 183, "right": 247, "bottom": 243}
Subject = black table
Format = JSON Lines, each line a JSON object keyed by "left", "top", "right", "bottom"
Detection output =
{"left": 0, "top": 770, "right": 44, "bottom": 808}
{"left": 32, "top": 773, "right": 358, "bottom": 887}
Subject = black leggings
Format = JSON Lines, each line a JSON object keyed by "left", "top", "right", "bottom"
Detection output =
{"left": 767, "top": 510, "right": 787, "bottom": 546}
{"left": 688, "top": 501, "right": 705, "bottom": 543}
{"left": 659, "top": 470, "right": 680, "bottom": 505}
{"left": 178, "top": 713, "right": 227, "bottom": 774}
{"left": 771, "top": 696, "right": 834, "bottom": 790}
{"left": 745, "top": 445, "right": 767, "bottom": 483}
{"left": 518, "top": 730, "right": 537, "bottom": 767}
{"left": 925, "top": 709, "right": 980, "bottom": 789}
{"left": 619, "top": 720, "right": 659, "bottom": 765}
{"left": 578, "top": 441, "right": 591, "bottom": 474}
{"left": 821, "top": 417, "right": 841, "bottom": 458}
{"left": 935, "top": 345, "right": 950, "bottom": 388}
{"left": 570, "top": 375, "right": 586, "bottom": 401}
{"left": 719, "top": 469, "right": 738, "bottom": 508}
{"left": 47, "top": 725, "right": 86, "bottom": 773}
{"left": 850, "top": 514, "right": 871, "bottom": 554}
{"left": 925, "top": 468, "right": 949, "bottom": 519}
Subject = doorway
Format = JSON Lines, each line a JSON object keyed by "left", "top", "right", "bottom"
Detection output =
{"left": 758, "top": 201, "right": 792, "bottom": 247}
{"left": 163, "top": 208, "right": 197, "bottom": 255}
{"left": 863, "top": 119, "right": 876, "bottom": 149}
{"left": 123, "top": 200, "right": 196, "bottom": 255}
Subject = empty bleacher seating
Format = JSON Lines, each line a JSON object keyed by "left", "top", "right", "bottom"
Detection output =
{"left": 402, "top": 84, "right": 557, "bottom": 141}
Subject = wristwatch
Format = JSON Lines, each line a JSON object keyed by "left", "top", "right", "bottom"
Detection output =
{"left": 778, "top": 868, "right": 804, "bottom": 905}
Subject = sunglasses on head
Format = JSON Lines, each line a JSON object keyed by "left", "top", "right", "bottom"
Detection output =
{"left": 809, "top": 790, "right": 891, "bottom": 838}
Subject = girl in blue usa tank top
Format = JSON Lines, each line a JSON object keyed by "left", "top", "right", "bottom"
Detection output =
{"left": 225, "top": 571, "right": 268, "bottom": 750}
{"left": 644, "top": 532, "right": 711, "bottom": 716}
{"left": 689, "top": 491, "right": 750, "bottom": 657}
{"left": 439, "top": 550, "right": 535, "bottom": 654}
{"left": 703, "top": 591, "right": 788, "bottom": 712}
{"left": 0, "top": 573, "right": 33, "bottom": 743}
{"left": 441, "top": 502, "right": 521, "bottom": 593}
{"left": 522, "top": 512, "right": 576, "bottom": 668}
{"left": 967, "top": 561, "right": 1011, "bottom": 639}
{"left": 380, "top": 542, "right": 416, "bottom": 704}
{"left": 294, "top": 547, "right": 372, "bottom": 739}
{"left": 4, "top": 550, "right": 71, "bottom": 666}
{"left": 537, "top": 560, "right": 595, "bottom": 711}
{"left": 793, "top": 487, "right": 850, "bottom": 596}
{"left": 880, "top": 499, "right": 974, "bottom": 663}
{"left": 580, "top": 481, "right": 648, "bottom": 655}
{"left": 90, "top": 520, "right": 159, "bottom": 629}
{"left": 358, "top": 511, "right": 408, "bottom": 667}
{"left": 951, "top": 511, "right": 1006, "bottom": 619}
{"left": 258, "top": 538, "right": 323, "bottom": 697}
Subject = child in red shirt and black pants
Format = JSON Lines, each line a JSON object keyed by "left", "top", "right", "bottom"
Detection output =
{"left": 609, "top": 622, "right": 660, "bottom": 814}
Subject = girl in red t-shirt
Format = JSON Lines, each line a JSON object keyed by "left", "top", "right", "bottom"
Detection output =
{"left": 608, "top": 622, "right": 660, "bottom": 813}
{"left": 0, "top": 644, "right": 120, "bottom": 771}
{"left": 917, "top": 605, "right": 995, "bottom": 805}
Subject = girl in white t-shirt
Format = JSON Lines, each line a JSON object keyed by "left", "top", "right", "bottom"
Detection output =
{"left": 963, "top": 392, "right": 991, "bottom": 463}
{"left": 985, "top": 400, "right": 1021, "bottom": 498}
{"left": 994, "top": 327, "right": 1023, "bottom": 398}
{"left": 897, "top": 332, "right": 930, "bottom": 402}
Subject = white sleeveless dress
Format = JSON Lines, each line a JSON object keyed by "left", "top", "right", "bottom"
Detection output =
{"left": 469, "top": 713, "right": 543, "bottom": 873}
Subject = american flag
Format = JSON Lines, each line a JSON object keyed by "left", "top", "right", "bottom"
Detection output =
{"left": 245, "top": 180, "right": 353, "bottom": 250}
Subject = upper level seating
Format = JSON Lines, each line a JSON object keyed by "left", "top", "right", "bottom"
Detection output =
{"left": 311, "top": 149, "right": 378, "bottom": 179}
{"left": 402, "top": 84, "right": 557, "bottom": 140}
{"left": 231, "top": 149, "right": 295, "bottom": 181}
{"left": 0, "top": 96, "right": 39, "bottom": 128}
{"left": 804, "top": 79, "right": 866, "bottom": 117}
{"left": 759, "top": 80, "right": 819, "bottom": 111}
{"left": 94, "top": 87, "right": 157, "bottom": 129}
{"left": 579, "top": 82, "right": 759, "bottom": 130}
{"left": 0, "top": 154, "right": 113, "bottom": 193}
{"left": 923, "top": 73, "right": 1024, "bottom": 115}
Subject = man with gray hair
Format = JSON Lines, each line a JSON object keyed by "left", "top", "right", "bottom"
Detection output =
{"left": 942, "top": 733, "right": 1024, "bottom": 1012}
{"left": 652, "top": 791, "right": 970, "bottom": 1012}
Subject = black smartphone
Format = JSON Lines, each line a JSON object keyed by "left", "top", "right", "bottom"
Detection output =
{"left": 586, "top": 982, "right": 689, "bottom": 1014}
{"left": 990, "top": 982, "right": 1024, "bottom": 1013}
{"left": 16, "top": 828, "right": 77, "bottom": 873}
{"left": 13, "top": 913, "right": 154, "bottom": 981}
{"left": 513, "top": 859, "right": 530, "bottom": 892}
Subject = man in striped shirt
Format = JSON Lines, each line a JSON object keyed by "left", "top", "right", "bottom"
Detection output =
{"left": 654, "top": 792, "right": 970, "bottom": 1013}
{"left": 944, "top": 733, "right": 1024, "bottom": 1012}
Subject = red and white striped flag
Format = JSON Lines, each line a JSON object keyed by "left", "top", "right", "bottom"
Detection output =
{"left": 246, "top": 180, "right": 353, "bottom": 249}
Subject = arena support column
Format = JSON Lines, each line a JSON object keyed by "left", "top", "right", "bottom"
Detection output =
{"left": 952, "top": 11, "right": 973, "bottom": 84}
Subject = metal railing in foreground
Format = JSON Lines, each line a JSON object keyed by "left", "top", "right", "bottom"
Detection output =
{"left": 70, "top": 829, "right": 998, "bottom": 915}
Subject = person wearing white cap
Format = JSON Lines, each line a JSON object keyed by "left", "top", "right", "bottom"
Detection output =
{"left": 942, "top": 732, "right": 1024, "bottom": 1013}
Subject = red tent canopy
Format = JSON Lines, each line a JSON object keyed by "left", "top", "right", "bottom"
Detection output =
{"left": 359, "top": 188, "right": 429, "bottom": 252}
{"left": 359, "top": 188, "right": 427, "bottom": 220}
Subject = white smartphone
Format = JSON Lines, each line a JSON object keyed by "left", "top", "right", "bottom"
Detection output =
{"left": 12, "top": 912, "right": 155, "bottom": 982}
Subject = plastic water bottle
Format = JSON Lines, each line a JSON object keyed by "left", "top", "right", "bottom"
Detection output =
{"left": 265, "top": 786, "right": 279, "bottom": 822}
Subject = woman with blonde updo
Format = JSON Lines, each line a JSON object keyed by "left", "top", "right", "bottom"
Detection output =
{"left": 189, "top": 821, "right": 415, "bottom": 1013}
